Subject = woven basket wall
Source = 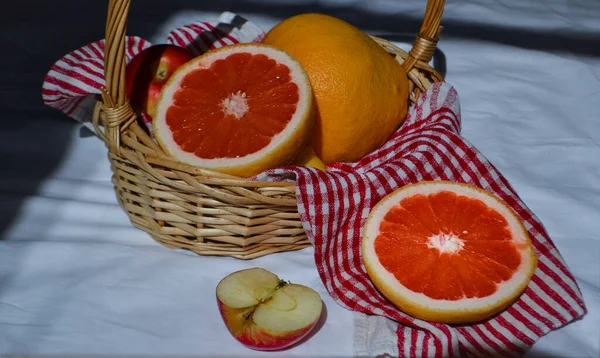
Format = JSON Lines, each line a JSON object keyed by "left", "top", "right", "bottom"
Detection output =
{"left": 93, "top": 0, "right": 446, "bottom": 259}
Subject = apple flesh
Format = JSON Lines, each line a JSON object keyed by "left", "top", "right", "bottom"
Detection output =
{"left": 216, "top": 267, "right": 323, "bottom": 351}
{"left": 125, "top": 44, "right": 194, "bottom": 119}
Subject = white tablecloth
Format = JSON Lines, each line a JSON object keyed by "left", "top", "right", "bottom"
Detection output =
{"left": 1, "top": 0, "right": 598, "bottom": 356}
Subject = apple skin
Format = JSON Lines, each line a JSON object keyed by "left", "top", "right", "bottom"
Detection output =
{"left": 125, "top": 44, "right": 194, "bottom": 119}
{"left": 216, "top": 295, "right": 319, "bottom": 351}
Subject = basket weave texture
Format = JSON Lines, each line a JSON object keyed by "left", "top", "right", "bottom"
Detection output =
{"left": 94, "top": 0, "right": 446, "bottom": 259}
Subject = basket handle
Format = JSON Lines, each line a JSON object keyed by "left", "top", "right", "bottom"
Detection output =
{"left": 100, "top": 0, "right": 445, "bottom": 153}
{"left": 101, "top": 0, "right": 136, "bottom": 154}
{"left": 402, "top": 0, "right": 445, "bottom": 72}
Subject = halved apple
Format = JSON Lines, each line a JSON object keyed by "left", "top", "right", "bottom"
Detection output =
{"left": 216, "top": 267, "right": 323, "bottom": 351}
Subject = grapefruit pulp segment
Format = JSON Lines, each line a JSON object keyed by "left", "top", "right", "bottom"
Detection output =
{"left": 460, "top": 208, "right": 512, "bottom": 241}
{"left": 460, "top": 250, "right": 515, "bottom": 282}
{"left": 385, "top": 248, "right": 439, "bottom": 294}
{"left": 421, "top": 255, "right": 463, "bottom": 300}
{"left": 463, "top": 240, "right": 521, "bottom": 270}
{"left": 382, "top": 206, "right": 434, "bottom": 238}
{"left": 452, "top": 196, "right": 488, "bottom": 234}
{"left": 428, "top": 190, "right": 457, "bottom": 234}
{"left": 399, "top": 194, "right": 444, "bottom": 235}
{"left": 451, "top": 254, "right": 498, "bottom": 298}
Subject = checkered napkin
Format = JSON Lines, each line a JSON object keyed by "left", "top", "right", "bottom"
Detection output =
{"left": 257, "top": 84, "right": 587, "bottom": 357}
{"left": 41, "top": 11, "right": 587, "bottom": 358}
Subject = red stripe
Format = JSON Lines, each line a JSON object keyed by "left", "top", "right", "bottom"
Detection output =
{"left": 169, "top": 31, "right": 188, "bottom": 49}
{"left": 86, "top": 41, "right": 104, "bottom": 59}
{"left": 483, "top": 321, "right": 525, "bottom": 356}
{"left": 442, "top": 86, "right": 458, "bottom": 110}
{"left": 326, "top": 175, "right": 345, "bottom": 294}
{"left": 203, "top": 21, "right": 238, "bottom": 45}
{"left": 187, "top": 23, "right": 213, "bottom": 53}
{"left": 419, "top": 148, "right": 446, "bottom": 179}
{"left": 380, "top": 166, "right": 403, "bottom": 192}
{"left": 429, "top": 85, "right": 441, "bottom": 114}
{"left": 397, "top": 327, "right": 406, "bottom": 356}
{"left": 126, "top": 37, "right": 146, "bottom": 59}
{"left": 135, "top": 38, "right": 149, "bottom": 58}
{"left": 44, "top": 75, "right": 88, "bottom": 96}
{"left": 431, "top": 133, "right": 476, "bottom": 181}
{"left": 432, "top": 332, "right": 442, "bottom": 358}
{"left": 434, "top": 323, "right": 456, "bottom": 358}
{"left": 410, "top": 329, "right": 418, "bottom": 357}
{"left": 538, "top": 260, "right": 583, "bottom": 311}
{"left": 422, "top": 335, "right": 430, "bottom": 358}
{"left": 60, "top": 97, "right": 80, "bottom": 116}
{"left": 176, "top": 28, "right": 204, "bottom": 55}
{"left": 506, "top": 305, "right": 544, "bottom": 338}
{"left": 528, "top": 287, "right": 568, "bottom": 325}
{"left": 370, "top": 168, "right": 396, "bottom": 200}
{"left": 204, "top": 23, "right": 229, "bottom": 47}
{"left": 538, "top": 258, "right": 585, "bottom": 311}
{"left": 426, "top": 110, "right": 461, "bottom": 133}
{"left": 544, "top": 252, "right": 581, "bottom": 289}
{"left": 524, "top": 223, "right": 553, "bottom": 253}
{"left": 496, "top": 315, "right": 535, "bottom": 346}
{"left": 339, "top": 180, "right": 397, "bottom": 311}
{"left": 49, "top": 64, "right": 103, "bottom": 90}
{"left": 457, "top": 332, "right": 488, "bottom": 358}
{"left": 175, "top": 29, "right": 195, "bottom": 47}
{"left": 75, "top": 45, "right": 102, "bottom": 65}
{"left": 531, "top": 275, "right": 577, "bottom": 320}
{"left": 41, "top": 88, "right": 69, "bottom": 103}
{"left": 185, "top": 23, "right": 215, "bottom": 51}
{"left": 73, "top": 46, "right": 95, "bottom": 62}
{"left": 517, "top": 299, "right": 554, "bottom": 330}
{"left": 216, "top": 22, "right": 239, "bottom": 45}
{"left": 55, "top": 58, "right": 104, "bottom": 86}
{"left": 69, "top": 49, "right": 104, "bottom": 72}
{"left": 469, "top": 325, "right": 508, "bottom": 357}
{"left": 55, "top": 101, "right": 70, "bottom": 111}
{"left": 417, "top": 135, "right": 459, "bottom": 179}
{"left": 59, "top": 55, "right": 104, "bottom": 78}
{"left": 426, "top": 137, "right": 466, "bottom": 180}
{"left": 447, "top": 136, "right": 481, "bottom": 185}
{"left": 67, "top": 97, "right": 86, "bottom": 115}
{"left": 460, "top": 328, "right": 488, "bottom": 356}
{"left": 327, "top": 170, "right": 408, "bottom": 315}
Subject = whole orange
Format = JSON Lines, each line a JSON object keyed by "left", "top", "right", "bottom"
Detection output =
{"left": 263, "top": 13, "right": 410, "bottom": 164}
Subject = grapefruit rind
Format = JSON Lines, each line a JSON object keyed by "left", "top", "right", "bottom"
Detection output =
{"left": 361, "top": 181, "right": 538, "bottom": 324}
{"left": 262, "top": 13, "right": 410, "bottom": 165}
{"left": 153, "top": 44, "right": 314, "bottom": 178}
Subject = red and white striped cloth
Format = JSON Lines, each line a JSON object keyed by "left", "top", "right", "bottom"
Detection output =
{"left": 42, "top": 12, "right": 586, "bottom": 357}
{"left": 42, "top": 12, "right": 264, "bottom": 128}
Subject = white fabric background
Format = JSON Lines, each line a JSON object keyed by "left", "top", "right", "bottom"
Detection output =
{"left": 1, "top": 0, "right": 599, "bottom": 356}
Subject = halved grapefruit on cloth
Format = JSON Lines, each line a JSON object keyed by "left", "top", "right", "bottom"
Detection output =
{"left": 153, "top": 44, "right": 314, "bottom": 178}
{"left": 361, "top": 180, "right": 538, "bottom": 324}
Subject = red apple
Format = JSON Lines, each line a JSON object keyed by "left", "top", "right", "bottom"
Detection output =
{"left": 216, "top": 267, "right": 323, "bottom": 351}
{"left": 126, "top": 44, "right": 194, "bottom": 119}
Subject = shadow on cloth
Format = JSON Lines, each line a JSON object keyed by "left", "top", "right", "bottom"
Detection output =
{"left": 123, "top": 0, "right": 600, "bottom": 58}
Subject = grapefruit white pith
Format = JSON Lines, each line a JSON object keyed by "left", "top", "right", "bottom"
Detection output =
{"left": 361, "top": 181, "right": 538, "bottom": 324}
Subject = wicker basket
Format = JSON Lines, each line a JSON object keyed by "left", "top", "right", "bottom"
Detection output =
{"left": 93, "top": 0, "right": 446, "bottom": 259}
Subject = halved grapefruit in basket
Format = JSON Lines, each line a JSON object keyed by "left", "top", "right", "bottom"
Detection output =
{"left": 362, "top": 181, "right": 538, "bottom": 324}
{"left": 153, "top": 43, "right": 314, "bottom": 178}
